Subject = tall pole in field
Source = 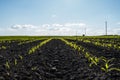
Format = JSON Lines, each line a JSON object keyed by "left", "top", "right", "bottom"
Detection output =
{"left": 105, "top": 21, "right": 107, "bottom": 35}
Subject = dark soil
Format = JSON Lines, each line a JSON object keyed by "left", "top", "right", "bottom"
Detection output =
{"left": 66, "top": 39, "right": 120, "bottom": 68}
{"left": 0, "top": 39, "right": 120, "bottom": 80}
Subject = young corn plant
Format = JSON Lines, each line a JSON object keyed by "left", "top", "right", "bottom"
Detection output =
{"left": 60, "top": 38, "right": 80, "bottom": 51}
{"left": 77, "top": 47, "right": 81, "bottom": 52}
{"left": 85, "top": 52, "right": 91, "bottom": 61}
{"left": 14, "top": 59, "right": 17, "bottom": 65}
{"left": 18, "top": 55, "right": 23, "bottom": 60}
{"left": 86, "top": 54, "right": 100, "bottom": 67}
{"left": 0, "top": 46, "right": 7, "bottom": 49}
{"left": 5, "top": 61, "right": 10, "bottom": 69}
{"left": 100, "top": 58, "right": 120, "bottom": 72}
{"left": 31, "top": 66, "right": 38, "bottom": 71}
{"left": 84, "top": 52, "right": 105, "bottom": 68}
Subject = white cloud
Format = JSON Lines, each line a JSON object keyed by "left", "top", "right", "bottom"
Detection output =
{"left": 1, "top": 22, "right": 119, "bottom": 36}
{"left": 64, "top": 23, "right": 86, "bottom": 27}
{"left": 42, "top": 24, "right": 50, "bottom": 27}
{"left": 11, "top": 24, "right": 36, "bottom": 29}
{"left": 112, "top": 28, "right": 120, "bottom": 35}
{"left": 0, "top": 22, "right": 86, "bottom": 36}
{"left": 58, "top": 27, "right": 71, "bottom": 32}
{"left": 86, "top": 28, "right": 104, "bottom": 36}
{"left": 9, "top": 23, "right": 86, "bottom": 36}
{"left": 52, "top": 23, "right": 63, "bottom": 27}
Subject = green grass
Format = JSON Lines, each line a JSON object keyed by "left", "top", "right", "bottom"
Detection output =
{"left": 0, "top": 35, "right": 120, "bottom": 40}
{"left": 0, "top": 36, "right": 50, "bottom": 40}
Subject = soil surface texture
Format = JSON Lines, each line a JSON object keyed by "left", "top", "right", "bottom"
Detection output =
{"left": 0, "top": 39, "right": 120, "bottom": 80}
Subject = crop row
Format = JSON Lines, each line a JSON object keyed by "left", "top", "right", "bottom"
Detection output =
{"left": 60, "top": 38, "right": 120, "bottom": 73}
{"left": 78, "top": 38, "right": 120, "bottom": 50}
{"left": 5, "top": 38, "right": 51, "bottom": 68}
{"left": 66, "top": 39, "right": 120, "bottom": 60}
{"left": 0, "top": 40, "right": 19, "bottom": 50}
{"left": 66, "top": 37, "right": 120, "bottom": 51}
{"left": 0, "top": 38, "right": 46, "bottom": 50}
{"left": 0, "top": 38, "right": 55, "bottom": 79}
{"left": 18, "top": 38, "right": 47, "bottom": 45}
{"left": 28, "top": 38, "right": 52, "bottom": 54}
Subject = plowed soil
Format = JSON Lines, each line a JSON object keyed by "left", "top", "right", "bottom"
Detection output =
{"left": 0, "top": 39, "right": 120, "bottom": 80}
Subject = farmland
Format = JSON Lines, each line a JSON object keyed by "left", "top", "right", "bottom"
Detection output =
{"left": 0, "top": 36, "right": 120, "bottom": 80}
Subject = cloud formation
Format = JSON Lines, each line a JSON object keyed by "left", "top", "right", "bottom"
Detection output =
{"left": 0, "top": 22, "right": 119, "bottom": 36}
{"left": 64, "top": 23, "right": 86, "bottom": 27}
{"left": 11, "top": 24, "right": 36, "bottom": 29}
{"left": 8, "top": 23, "right": 86, "bottom": 35}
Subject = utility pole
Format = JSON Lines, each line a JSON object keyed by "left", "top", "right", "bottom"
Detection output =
{"left": 105, "top": 21, "right": 107, "bottom": 35}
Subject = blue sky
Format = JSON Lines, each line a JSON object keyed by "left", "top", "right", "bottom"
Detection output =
{"left": 0, "top": 0, "right": 120, "bottom": 35}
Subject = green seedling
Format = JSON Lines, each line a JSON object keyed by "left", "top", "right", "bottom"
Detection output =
{"left": 100, "top": 58, "right": 117, "bottom": 72}
{"left": 5, "top": 61, "right": 10, "bottom": 69}
{"left": 1, "top": 46, "right": 6, "bottom": 49}
{"left": 77, "top": 47, "right": 81, "bottom": 51}
{"left": 85, "top": 52, "right": 104, "bottom": 67}
{"left": 89, "top": 56, "right": 100, "bottom": 67}
{"left": 14, "top": 59, "right": 17, "bottom": 65}
{"left": 31, "top": 66, "right": 37, "bottom": 70}
{"left": 85, "top": 52, "right": 90, "bottom": 58}
{"left": 18, "top": 55, "right": 23, "bottom": 60}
